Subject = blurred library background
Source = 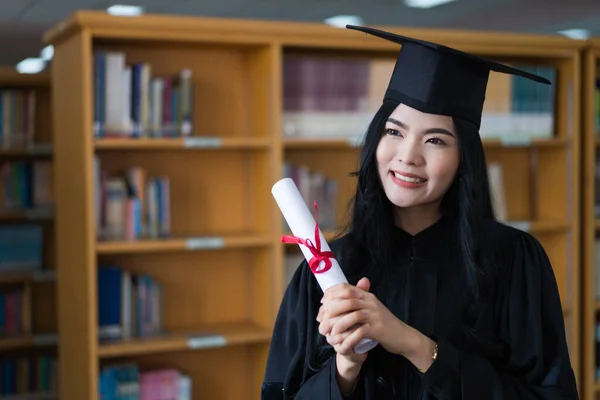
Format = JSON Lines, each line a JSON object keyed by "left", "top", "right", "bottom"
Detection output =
{"left": 1, "top": 0, "right": 600, "bottom": 399}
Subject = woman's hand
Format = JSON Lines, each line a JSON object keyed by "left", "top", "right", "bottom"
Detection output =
{"left": 317, "top": 278, "right": 371, "bottom": 365}
{"left": 317, "top": 278, "right": 371, "bottom": 395}
{"left": 317, "top": 277, "right": 437, "bottom": 372}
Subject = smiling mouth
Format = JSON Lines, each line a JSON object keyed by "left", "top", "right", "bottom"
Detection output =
{"left": 391, "top": 171, "right": 427, "bottom": 184}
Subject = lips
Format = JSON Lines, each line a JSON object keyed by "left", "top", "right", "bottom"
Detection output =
{"left": 391, "top": 170, "right": 427, "bottom": 184}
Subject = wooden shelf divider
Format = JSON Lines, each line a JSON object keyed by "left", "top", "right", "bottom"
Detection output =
{"left": 581, "top": 38, "right": 600, "bottom": 400}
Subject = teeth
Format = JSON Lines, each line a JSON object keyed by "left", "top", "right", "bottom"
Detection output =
{"left": 393, "top": 171, "right": 425, "bottom": 183}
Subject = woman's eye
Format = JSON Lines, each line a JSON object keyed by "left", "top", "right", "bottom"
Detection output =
{"left": 427, "top": 137, "right": 445, "bottom": 145}
{"left": 385, "top": 128, "right": 401, "bottom": 136}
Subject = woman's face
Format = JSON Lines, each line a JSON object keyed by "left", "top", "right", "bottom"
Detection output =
{"left": 376, "top": 103, "right": 460, "bottom": 212}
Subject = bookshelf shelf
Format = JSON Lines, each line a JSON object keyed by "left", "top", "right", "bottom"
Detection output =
{"left": 0, "top": 207, "right": 54, "bottom": 221}
{"left": 0, "top": 70, "right": 50, "bottom": 88}
{"left": 96, "top": 234, "right": 272, "bottom": 254}
{"left": 0, "top": 333, "right": 57, "bottom": 351}
{"left": 504, "top": 219, "right": 569, "bottom": 233}
{"left": 98, "top": 322, "right": 271, "bottom": 358}
{"left": 482, "top": 137, "right": 569, "bottom": 148}
{"left": 95, "top": 137, "right": 271, "bottom": 150}
{"left": 0, "top": 145, "right": 53, "bottom": 158}
{"left": 0, "top": 269, "right": 56, "bottom": 284}
{"left": 283, "top": 137, "right": 364, "bottom": 149}
{"left": 2, "top": 395, "right": 57, "bottom": 400}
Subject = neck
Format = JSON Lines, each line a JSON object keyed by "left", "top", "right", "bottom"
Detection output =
{"left": 393, "top": 203, "right": 442, "bottom": 236}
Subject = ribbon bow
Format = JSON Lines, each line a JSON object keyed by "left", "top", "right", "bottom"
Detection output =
{"left": 281, "top": 201, "right": 335, "bottom": 274}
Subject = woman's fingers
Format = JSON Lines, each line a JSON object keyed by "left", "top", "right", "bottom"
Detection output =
{"left": 317, "top": 298, "right": 364, "bottom": 336}
{"left": 330, "top": 309, "right": 367, "bottom": 337}
{"left": 321, "top": 283, "right": 363, "bottom": 304}
{"left": 337, "top": 323, "right": 370, "bottom": 355}
{"left": 327, "top": 324, "right": 360, "bottom": 346}
{"left": 318, "top": 314, "right": 340, "bottom": 336}
{"left": 323, "top": 298, "right": 363, "bottom": 319}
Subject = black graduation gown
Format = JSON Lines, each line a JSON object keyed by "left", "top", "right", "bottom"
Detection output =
{"left": 261, "top": 216, "right": 579, "bottom": 399}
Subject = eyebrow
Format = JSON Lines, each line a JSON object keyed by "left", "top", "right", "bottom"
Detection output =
{"left": 387, "top": 117, "right": 455, "bottom": 137}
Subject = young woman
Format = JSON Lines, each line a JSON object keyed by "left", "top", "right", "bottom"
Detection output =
{"left": 262, "top": 25, "right": 578, "bottom": 399}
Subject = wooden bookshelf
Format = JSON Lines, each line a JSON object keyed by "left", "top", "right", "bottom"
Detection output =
{"left": 0, "top": 68, "right": 56, "bottom": 345}
{"left": 0, "top": 68, "right": 58, "bottom": 397}
{"left": 43, "top": 11, "right": 280, "bottom": 400}
{"left": 581, "top": 38, "right": 600, "bottom": 400}
{"left": 43, "top": 11, "right": 584, "bottom": 399}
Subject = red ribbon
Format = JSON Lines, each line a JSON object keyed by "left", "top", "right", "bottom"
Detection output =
{"left": 281, "top": 201, "right": 335, "bottom": 274}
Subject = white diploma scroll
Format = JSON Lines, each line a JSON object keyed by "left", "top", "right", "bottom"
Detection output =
{"left": 271, "top": 177, "right": 378, "bottom": 354}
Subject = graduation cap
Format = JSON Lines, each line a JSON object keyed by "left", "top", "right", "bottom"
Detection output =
{"left": 346, "top": 25, "right": 551, "bottom": 129}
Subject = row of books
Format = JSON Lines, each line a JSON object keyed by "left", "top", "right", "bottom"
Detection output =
{"left": 0, "top": 286, "right": 28, "bottom": 338}
{"left": 283, "top": 162, "right": 338, "bottom": 230}
{"left": 282, "top": 56, "right": 556, "bottom": 141}
{"left": 94, "top": 157, "right": 171, "bottom": 242}
{"left": 0, "top": 224, "right": 43, "bottom": 273}
{"left": 99, "top": 364, "right": 191, "bottom": 400}
{"left": 93, "top": 51, "right": 194, "bottom": 139}
{"left": 283, "top": 56, "right": 371, "bottom": 113}
{"left": 98, "top": 265, "right": 163, "bottom": 341}
{"left": 0, "top": 356, "right": 57, "bottom": 398}
{"left": 0, "top": 89, "right": 37, "bottom": 150}
{"left": 0, "top": 161, "right": 53, "bottom": 211}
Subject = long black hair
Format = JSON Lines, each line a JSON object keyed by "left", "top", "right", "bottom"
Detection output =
{"left": 338, "top": 98, "right": 495, "bottom": 300}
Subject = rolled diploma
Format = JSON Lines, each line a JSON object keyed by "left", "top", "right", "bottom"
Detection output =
{"left": 271, "top": 177, "right": 378, "bottom": 354}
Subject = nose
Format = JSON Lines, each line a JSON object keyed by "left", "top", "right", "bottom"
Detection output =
{"left": 397, "top": 136, "right": 423, "bottom": 166}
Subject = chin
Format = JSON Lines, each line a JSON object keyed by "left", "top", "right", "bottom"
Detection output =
{"left": 388, "top": 197, "right": 427, "bottom": 209}
{"left": 383, "top": 187, "right": 442, "bottom": 210}
{"left": 383, "top": 189, "right": 422, "bottom": 207}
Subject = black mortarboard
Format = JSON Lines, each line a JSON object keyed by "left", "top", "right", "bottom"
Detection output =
{"left": 346, "top": 25, "right": 551, "bottom": 129}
